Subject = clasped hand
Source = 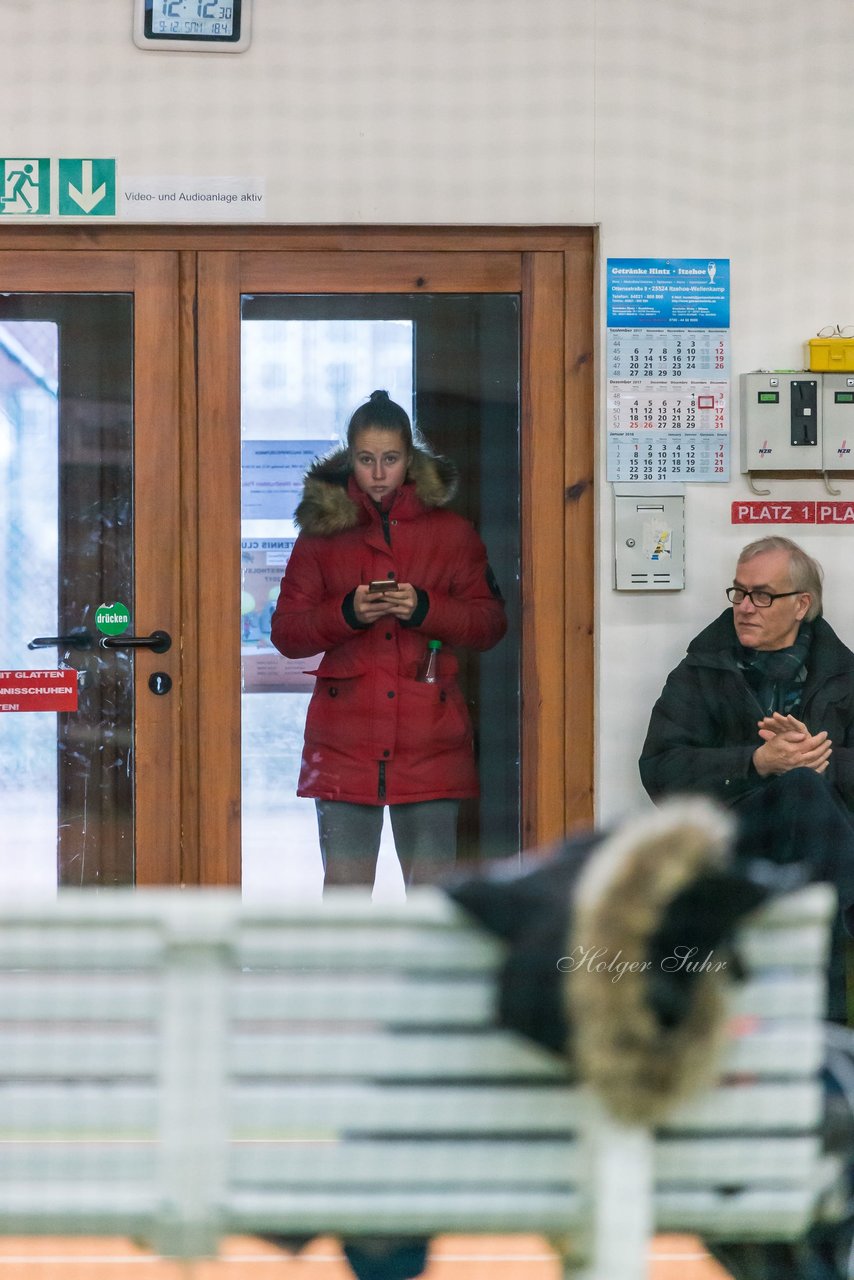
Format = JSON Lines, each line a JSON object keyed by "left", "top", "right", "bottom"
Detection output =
{"left": 353, "top": 582, "right": 418, "bottom": 624}
{"left": 752, "top": 711, "right": 832, "bottom": 777}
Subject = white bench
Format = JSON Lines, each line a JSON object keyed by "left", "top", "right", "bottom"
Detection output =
{"left": 0, "top": 884, "right": 844, "bottom": 1280}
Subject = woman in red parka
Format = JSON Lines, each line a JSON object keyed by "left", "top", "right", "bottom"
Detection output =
{"left": 270, "top": 390, "right": 507, "bottom": 887}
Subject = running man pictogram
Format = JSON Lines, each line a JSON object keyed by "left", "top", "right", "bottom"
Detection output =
{"left": 0, "top": 159, "right": 50, "bottom": 214}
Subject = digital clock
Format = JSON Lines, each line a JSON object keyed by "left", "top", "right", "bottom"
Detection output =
{"left": 134, "top": 0, "right": 250, "bottom": 52}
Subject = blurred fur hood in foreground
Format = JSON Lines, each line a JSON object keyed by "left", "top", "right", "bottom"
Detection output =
{"left": 448, "top": 798, "right": 802, "bottom": 1126}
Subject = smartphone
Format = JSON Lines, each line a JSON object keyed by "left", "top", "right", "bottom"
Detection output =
{"left": 368, "top": 579, "right": 399, "bottom": 593}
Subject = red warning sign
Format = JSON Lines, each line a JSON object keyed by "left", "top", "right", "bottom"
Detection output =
{"left": 0, "top": 670, "right": 78, "bottom": 713}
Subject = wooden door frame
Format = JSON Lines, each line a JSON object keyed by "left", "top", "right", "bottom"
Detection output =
{"left": 196, "top": 228, "right": 594, "bottom": 880}
{"left": 0, "top": 248, "right": 183, "bottom": 883}
{"left": 0, "top": 225, "right": 594, "bottom": 883}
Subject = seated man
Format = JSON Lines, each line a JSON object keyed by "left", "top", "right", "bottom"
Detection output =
{"left": 640, "top": 534, "right": 854, "bottom": 1020}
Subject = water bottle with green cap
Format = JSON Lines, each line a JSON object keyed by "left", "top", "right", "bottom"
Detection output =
{"left": 417, "top": 639, "right": 442, "bottom": 684}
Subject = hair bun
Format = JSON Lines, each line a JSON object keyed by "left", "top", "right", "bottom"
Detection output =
{"left": 346, "top": 389, "right": 413, "bottom": 451}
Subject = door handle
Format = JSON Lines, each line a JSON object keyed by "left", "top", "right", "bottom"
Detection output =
{"left": 28, "top": 628, "right": 93, "bottom": 651}
{"left": 99, "top": 629, "right": 172, "bottom": 654}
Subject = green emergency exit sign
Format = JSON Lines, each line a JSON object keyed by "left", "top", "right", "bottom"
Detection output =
{"left": 0, "top": 157, "right": 117, "bottom": 216}
{"left": 0, "top": 159, "right": 50, "bottom": 215}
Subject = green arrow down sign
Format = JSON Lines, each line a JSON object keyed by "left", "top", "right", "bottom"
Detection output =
{"left": 58, "top": 158, "right": 117, "bottom": 216}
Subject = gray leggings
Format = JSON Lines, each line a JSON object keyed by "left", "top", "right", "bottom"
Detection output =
{"left": 315, "top": 799, "right": 460, "bottom": 888}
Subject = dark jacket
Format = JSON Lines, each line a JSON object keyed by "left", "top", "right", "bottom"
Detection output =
{"left": 270, "top": 446, "right": 507, "bottom": 805}
{"left": 639, "top": 610, "right": 854, "bottom": 811}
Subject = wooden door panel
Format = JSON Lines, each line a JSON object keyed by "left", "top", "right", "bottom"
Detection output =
{"left": 239, "top": 252, "right": 522, "bottom": 293}
{"left": 0, "top": 253, "right": 135, "bottom": 291}
{"left": 196, "top": 252, "right": 242, "bottom": 885}
{"left": 0, "top": 252, "right": 182, "bottom": 885}
{"left": 133, "top": 252, "right": 182, "bottom": 882}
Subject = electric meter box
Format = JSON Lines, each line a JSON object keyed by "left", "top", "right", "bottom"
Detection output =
{"left": 808, "top": 337, "right": 854, "bottom": 372}
{"left": 821, "top": 374, "right": 854, "bottom": 470}
{"left": 740, "top": 372, "right": 822, "bottom": 472}
{"left": 614, "top": 484, "right": 685, "bottom": 591}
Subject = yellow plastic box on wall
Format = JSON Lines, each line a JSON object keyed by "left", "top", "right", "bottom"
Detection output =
{"left": 807, "top": 337, "right": 854, "bottom": 371}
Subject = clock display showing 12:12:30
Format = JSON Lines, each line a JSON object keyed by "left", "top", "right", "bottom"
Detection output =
{"left": 152, "top": 1, "right": 236, "bottom": 38}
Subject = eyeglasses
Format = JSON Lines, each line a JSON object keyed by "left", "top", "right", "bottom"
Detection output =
{"left": 726, "top": 587, "right": 801, "bottom": 608}
{"left": 817, "top": 325, "right": 854, "bottom": 338}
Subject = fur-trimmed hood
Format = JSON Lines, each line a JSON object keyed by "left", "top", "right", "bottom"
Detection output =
{"left": 447, "top": 798, "right": 799, "bottom": 1127}
{"left": 294, "top": 445, "right": 459, "bottom": 537}
{"left": 566, "top": 799, "right": 738, "bottom": 1125}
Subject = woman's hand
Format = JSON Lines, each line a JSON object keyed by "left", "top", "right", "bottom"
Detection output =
{"left": 353, "top": 584, "right": 395, "bottom": 624}
{"left": 382, "top": 583, "right": 418, "bottom": 621}
{"left": 352, "top": 583, "right": 418, "bottom": 624}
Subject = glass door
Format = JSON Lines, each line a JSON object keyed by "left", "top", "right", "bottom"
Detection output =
{"left": 0, "top": 253, "right": 182, "bottom": 888}
{"left": 238, "top": 294, "right": 521, "bottom": 899}
{"left": 196, "top": 244, "right": 588, "bottom": 891}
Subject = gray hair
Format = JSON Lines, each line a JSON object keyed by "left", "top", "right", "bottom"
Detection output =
{"left": 737, "top": 536, "right": 823, "bottom": 620}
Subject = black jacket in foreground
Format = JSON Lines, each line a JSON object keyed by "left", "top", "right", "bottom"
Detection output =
{"left": 639, "top": 610, "right": 854, "bottom": 811}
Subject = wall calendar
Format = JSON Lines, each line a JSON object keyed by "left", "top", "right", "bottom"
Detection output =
{"left": 607, "top": 382, "right": 728, "bottom": 481}
{"left": 606, "top": 260, "right": 731, "bottom": 483}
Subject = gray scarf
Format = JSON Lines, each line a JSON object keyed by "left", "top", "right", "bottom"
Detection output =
{"left": 738, "top": 620, "right": 813, "bottom": 717}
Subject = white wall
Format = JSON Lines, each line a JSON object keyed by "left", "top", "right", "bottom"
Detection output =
{"left": 2, "top": 0, "right": 595, "bottom": 222}
{"left": 5, "top": 0, "right": 854, "bottom": 826}
{"left": 593, "top": 0, "right": 854, "bottom": 823}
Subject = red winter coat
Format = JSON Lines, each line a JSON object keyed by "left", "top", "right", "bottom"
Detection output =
{"left": 270, "top": 447, "right": 507, "bottom": 805}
